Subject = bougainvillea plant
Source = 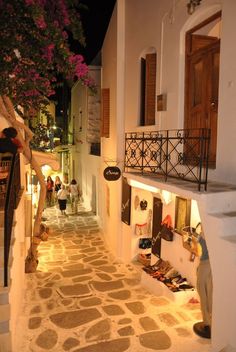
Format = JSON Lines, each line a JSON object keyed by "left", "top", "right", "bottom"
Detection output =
{"left": 0, "top": 0, "right": 95, "bottom": 116}
{"left": 0, "top": 0, "right": 96, "bottom": 272}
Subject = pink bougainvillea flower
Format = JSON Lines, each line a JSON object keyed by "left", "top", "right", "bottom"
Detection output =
{"left": 42, "top": 44, "right": 55, "bottom": 64}
{"left": 24, "top": 89, "right": 40, "bottom": 97}
{"left": 58, "top": 0, "right": 70, "bottom": 26}
{"left": 25, "top": 0, "right": 35, "bottom": 5}
{"left": 0, "top": 0, "right": 96, "bottom": 114}
{"left": 35, "top": 15, "right": 47, "bottom": 29}
{"left": 62, "top": 31, "right": 68, "bottom": 39}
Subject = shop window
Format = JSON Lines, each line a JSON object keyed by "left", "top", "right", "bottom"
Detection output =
{"left": 90, "top": 142, "right": 101, "bottom": 156}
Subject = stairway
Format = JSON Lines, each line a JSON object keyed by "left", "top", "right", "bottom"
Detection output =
{"left": 198, "top": 190, "right": 236, "bottom": 351}
{"left": 0, "top": 210, "right": 12, "bottom": 352}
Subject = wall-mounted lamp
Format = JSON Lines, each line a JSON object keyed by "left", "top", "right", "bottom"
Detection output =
{"left": 187, "top": 0, "right": 202, "bottom": 15}
{"left": 161, "top": 190, "right": 173, "bottom": 205}
{"left": 128, "top": 179, "right": 159, "bottom": 193}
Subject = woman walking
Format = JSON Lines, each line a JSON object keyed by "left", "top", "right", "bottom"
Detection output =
{"left": 54, "top": 176, "right": 62, "bottom": 199}
{"left": 69, "top": 179, "right": 80, "bottom": 214}
{"left": 57, "top": 184, "right": 69, "bottom": 215}
{"left": 46, "top": 176, "right": 54, "bottom": 207}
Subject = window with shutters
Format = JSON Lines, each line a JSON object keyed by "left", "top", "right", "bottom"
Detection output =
{"left": 101, "top": 88, "right": 110, "bottom": 137}
{"left": 140, "top": 52, "right": 156, "bottom": 126}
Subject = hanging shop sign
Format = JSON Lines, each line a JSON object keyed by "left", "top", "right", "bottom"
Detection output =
{"left": 103, "top": 166, "right": 121, "bottom": 181}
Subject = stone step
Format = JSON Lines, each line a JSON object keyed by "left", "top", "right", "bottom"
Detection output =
{"left": 0, "top": 251, "right": 13, "bottom": 268}
{"left": 204, "top": 190, "right": 236, "bottom": 214}
{"left": 0, "top": 245, "right": 14, "bottom": 267}
{"left": 0, "top": 332, "right": 12, "bottom": 352}
{"left": 0, "top": 287, "right": 9, "bottom": 305}
{"left": 0, "top": 304, "right": 10, "bottom": 324}
{"left": 208, "top": 212, "right": 236, "bottom": 230}
{"left": 0, "top": 210, "right": 3, "bottom": 228}
{"left": 0, "top": 224, "right": 16, "bottom": 247}
{"left": 207, "top": 212, "right": 236, "bottom": 243}
{"left": 0, "top": 267, "right": 11, "bottom": 287}
{"left": 220, "top": 235, "right": 236, "bottom": 245}
{"left": 0, "top": 321, "right": 9, "bottom": 334}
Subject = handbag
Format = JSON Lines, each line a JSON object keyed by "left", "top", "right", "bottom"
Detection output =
{"left": 159, "top": 215, "right": 174, "bottom": 241}
{"left": 140, "top": 199, "right": 148, "bottom": 210}
{"left": 181, "top": 225, "right": 202, "bottom": 257}
{"left": 135, "top": 222, "right": 148, "bottom": 236}
{"left": 139, "top": 237, "right": 152, "bottom": 249}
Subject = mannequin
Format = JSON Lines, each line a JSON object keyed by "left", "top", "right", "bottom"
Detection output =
{"left": 193, "top": 224, "right": 212, "bottom": 339}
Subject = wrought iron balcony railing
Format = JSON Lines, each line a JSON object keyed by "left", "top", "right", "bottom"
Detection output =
{"left": 124, "top": 128, "right": 210, "bottom": 191}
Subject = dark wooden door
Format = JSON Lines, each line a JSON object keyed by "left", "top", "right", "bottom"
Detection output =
{"left": 151, "top": 197, "right": 163, "bottom": 258}
{"left": 121, "top": 177, "right": 131, "bottom": 225}
{"left": 185, "top": 36, "right": 220, "bottom": 166}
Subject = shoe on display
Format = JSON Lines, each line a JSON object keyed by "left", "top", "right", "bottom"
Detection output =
{"left": 179, "top": 284, "right": 194, "bottom": 290}
{"left": 171, "top": 275, "right": 182, "bottom": 283}
{"left": 176, "top": 277, "right": 187, "bottom": 284}
{"left": 151, "top": 258, "right": 163, "bottom": 271}
{"left": 193, "top": 322, "right": 211, "bottom": 339}
{"left": 188, "top": 297, "right": 199, "bottom": 304}
{"left": 165, "top": 268, "right": 179, "bottom": 279}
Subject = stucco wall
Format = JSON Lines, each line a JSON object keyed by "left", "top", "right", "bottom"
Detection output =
{"left": 216, "top": 0, "right": 236, "bottom": 183}
{"left": 101, "top": 1, "right": 125, "bottom": 258}
{"left": 71, "top": 68, "right": 101, "bottom": 216}
{"left": 123, "top": 0, "right": 236, "bottom": 185}
{"left": 10, "top": 195, "right": 26, "bottom": 351}
{"left": 101, "top": 1, "right": 236, "bottom": 351}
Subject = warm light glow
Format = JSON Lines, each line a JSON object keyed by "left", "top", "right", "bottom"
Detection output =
{"left": 191, "top": 199, "right": 201, "bottom": 225}
{"left": 161, "top": 190, "right": 172, "bottom": 205}
{"left": 128, "top": 179, "right": 159, "bottom": 193}
{"left": 42, "top": 165, "right": 52, "bottom": 172}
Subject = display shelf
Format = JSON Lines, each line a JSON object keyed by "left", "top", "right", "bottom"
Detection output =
{"left": 141, "top": 270, "right": 199, "bottom": 305}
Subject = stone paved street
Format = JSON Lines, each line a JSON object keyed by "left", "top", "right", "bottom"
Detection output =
{"left": 15, "top": 205, "right": 211, "bottom": 352}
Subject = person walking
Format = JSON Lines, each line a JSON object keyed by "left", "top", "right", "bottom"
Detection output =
{"left": 54, "top": 176, "right": 62, "bottom": 199}
{"left": 46, "top": 176, "right": 54, "bottom": 207}
{"left": 57, "top": 184, "right": 69, "bottom": 215}
{"left": 69, "top": 179, "right": 80, "bottom": 214}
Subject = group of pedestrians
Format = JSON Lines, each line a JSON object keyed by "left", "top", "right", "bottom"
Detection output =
{"left": 46, "top": 175, "right": 80, "bottom": 215}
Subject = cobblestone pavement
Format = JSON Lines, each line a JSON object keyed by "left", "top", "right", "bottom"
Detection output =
{"left": 16, "top": 205, "right": 211, "bottom": 352}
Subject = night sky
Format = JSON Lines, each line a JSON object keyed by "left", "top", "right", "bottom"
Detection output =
{"left": 71, "top": 0, "right": 116, "bottom": 64}
{"left": 54, "top": 0, "right": 116, "bottom": 120}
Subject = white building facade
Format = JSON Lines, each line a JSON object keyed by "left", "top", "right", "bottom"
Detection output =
{"left": 96, "top": 1, "right": 236, "bottom": 351}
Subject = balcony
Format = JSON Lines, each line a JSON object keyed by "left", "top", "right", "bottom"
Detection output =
{"left": 124, "top": 128, "right": 210, "bottom": 191}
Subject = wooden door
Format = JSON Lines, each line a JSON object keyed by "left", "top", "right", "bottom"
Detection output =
{"left": 121, "top": 177, "right": 131, "bottom": 225}
{"left": 185, "top": 36, "right": 220, "bottom": 166}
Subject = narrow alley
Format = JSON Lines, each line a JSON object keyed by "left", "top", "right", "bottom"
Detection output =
{"left": 16, "top": 204, "right": 211, "bottom": 352}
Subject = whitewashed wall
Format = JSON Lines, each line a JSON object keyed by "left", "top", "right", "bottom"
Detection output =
{"left": 101, "top": 1, "right": 236, "bottom": 351}
{"left": 101, "top": 0, "right": 125, "bottom": 258}
{"left": 71, "top": 67, "right": 101, "bottom": 215}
